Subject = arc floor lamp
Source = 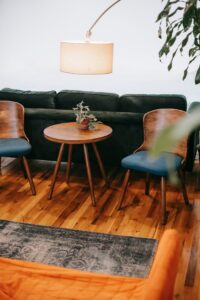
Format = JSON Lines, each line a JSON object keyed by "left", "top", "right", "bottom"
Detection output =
{"left": 60, "top": 0, "right": 122, "bottom": 75}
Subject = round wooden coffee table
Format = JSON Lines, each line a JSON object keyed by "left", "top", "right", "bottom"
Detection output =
{"left": 44, "top": 122, "right": 112, "bottom": 206}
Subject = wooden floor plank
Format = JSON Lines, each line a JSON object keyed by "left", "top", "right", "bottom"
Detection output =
{"left": 0, "top": 158, "right": 200, "bottom": 299}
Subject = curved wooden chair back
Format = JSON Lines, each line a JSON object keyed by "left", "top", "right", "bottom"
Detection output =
{"left": 0, "top": 101, "right": 27, "bottom": 139}
{"left": 138, "top": 108, "right": 188, "bottom": 160}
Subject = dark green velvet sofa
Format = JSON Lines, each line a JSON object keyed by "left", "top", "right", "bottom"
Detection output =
{"left": 0, "top": 88, "right": 196, "bottom": 171}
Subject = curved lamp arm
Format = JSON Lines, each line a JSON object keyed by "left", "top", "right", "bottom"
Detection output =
{"left": 85, "top": 0, "right": 122, "bottom": 40}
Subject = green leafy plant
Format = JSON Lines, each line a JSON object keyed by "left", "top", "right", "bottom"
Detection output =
{"left": 73, "top": 101, "right": 100, "bottom": 129}
{"left": 157, "top": 0, "right": 200, "bottom": 83}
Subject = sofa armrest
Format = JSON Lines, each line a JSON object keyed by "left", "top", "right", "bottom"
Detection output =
{"left": 142, "top": 229, "right": 180, "bottom": 300}
{"left": 0, "top": 230, "right": 180, "bottom": 300}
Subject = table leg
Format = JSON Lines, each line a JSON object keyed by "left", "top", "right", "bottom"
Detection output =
{"left": 83, "top": 144, "right": 96, "bottom": 207}
{"left": 48, "top": 143, "right": 64, "bottom": 200}
{"left": 92, "top": 143, "right": 108, "bottom": 186}
{"left": 66, "top": 144, "right": 73, "bottom": 184}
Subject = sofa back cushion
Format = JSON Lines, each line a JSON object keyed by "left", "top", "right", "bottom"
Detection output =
{"left": 119, "top": 94, "right": 187, "bottom": 113}
{"left": 56, "top": 90, "right": 119, "bottom": 111}
{"left": 0, "top": 88, "right": 56, "bottom": 108}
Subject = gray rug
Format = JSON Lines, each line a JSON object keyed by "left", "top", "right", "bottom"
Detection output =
{"left": 0, "top": 220, "right": 157, "bottom": 278}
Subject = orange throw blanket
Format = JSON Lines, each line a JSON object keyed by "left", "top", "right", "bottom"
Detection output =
{"left": 0, "top": 229, "right": 180, "bottom": 300}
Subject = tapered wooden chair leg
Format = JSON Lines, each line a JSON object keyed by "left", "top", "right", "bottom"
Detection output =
{"left": 178, "top": 170, "right": 190, "bottom": 206}
{"left": 20, "top": 157, "right": 27, "bottom": 178}
{"left": 145, "top": 173, "right": 150, "bottom": 195}
{"left": 66, "top": 144, "right": 73, "bottom": 184}
{"left": 83, "top": 144, "right": 96, "bottom": 207}
{"left": 118, "top": 169, "right": 131, "bottom": 210}
{"left": 161, "top": 176, "right": 167, "bottom": 225}
{"left": 48, "top": 143, "right": 64, "bottom": 199}
{"left": 92, "top": 143, "right": 108, "bottom": 186}
{"left": 22, "top": 157, "right": 36, "bottom": 195}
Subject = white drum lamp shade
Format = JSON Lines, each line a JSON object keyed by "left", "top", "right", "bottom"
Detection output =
{"left": 60, "top": 41, "right": 113, "bottom": 74}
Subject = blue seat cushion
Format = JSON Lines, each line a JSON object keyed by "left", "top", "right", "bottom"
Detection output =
{"left": 121, "top": 151, "right": 183, "bottom": 177}
{"left": 0, "top": 138, "right": 32, "bottom": 157}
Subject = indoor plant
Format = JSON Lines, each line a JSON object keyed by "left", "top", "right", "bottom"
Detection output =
{"left": 157, "top": 0, "right": 200, "bottom": 83}
{"left": 73, "top": 101, "right": 100, "bottom": 130}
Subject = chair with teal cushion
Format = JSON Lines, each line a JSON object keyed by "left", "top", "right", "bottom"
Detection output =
{"left": 0, "top": 101, "right": 36, "bottom": 195}
{"left": 118, "top": 108, "right": 190, "bottom": 224}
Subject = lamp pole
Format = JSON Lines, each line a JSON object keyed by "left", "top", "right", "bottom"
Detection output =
{"left": 85, "top": 0, "right": 122, "bottom": 40}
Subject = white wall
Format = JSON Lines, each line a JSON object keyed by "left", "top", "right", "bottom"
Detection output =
{"left": 0, "top": 0, "right": 199, "bottom": 104}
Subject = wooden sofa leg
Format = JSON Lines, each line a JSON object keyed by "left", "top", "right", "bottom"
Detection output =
{"left": 118, "top": 169, "right": 131, "bottom": 210}
{"left": 161, "top": 176, "right": 167, "bottom": 225}
{"left": 22, "top": 157, "right": 36, "bottom": 195}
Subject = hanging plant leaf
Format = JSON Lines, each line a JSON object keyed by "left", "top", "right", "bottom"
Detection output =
{"left": 195, "top": 8, "right": 200, "bottom": 22}
{"left": 180, "top": 32, "right": 192, "bottom": 53}
{"left": 183, "top": 5, "right": 195, "bottom": 30}
{"left": 159, "top": 44, "right": 170, "bottom": 57}
{"left": 195, "top": 65, "right": 200, "bottom": 83}
{"left": 168, "top": 48, "right": 179, "bottom": 70}
{"left": 156, "top": 7, "right": 170, "bottom": 22}
{"left": 168, "top": 6, "right": 184, "bottom": 18}
{"left": 193, "top": 24, "right": 200, "bottom": 35}
{"left": 157, "top": 0, "right": 200, "bottom": 84}
{"left": 182, "top": 67, "right": 188, "bottom": 80}
{"left": 189, "top": 46, "right": 199, "bottom": 57}
{"left": 168, "top": 62, "right": 173, "bottom": 70}
{"left": 183, "top": 55, "right": 199, "bottom": 80}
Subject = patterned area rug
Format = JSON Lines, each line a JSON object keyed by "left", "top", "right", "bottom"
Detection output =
{"left": 0, "top": 220, "right": 157, "bottom": 278}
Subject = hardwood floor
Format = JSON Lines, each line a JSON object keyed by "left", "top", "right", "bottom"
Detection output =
{"left": 0, "top": 157, "right": 200, "bottom": 299}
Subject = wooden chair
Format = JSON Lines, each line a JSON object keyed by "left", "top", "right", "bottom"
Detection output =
{"left": 0, "top": 101, "right": 36, "bottom": 195}
{"left": 118, "top": 108, "right": 190, "bottom": 224}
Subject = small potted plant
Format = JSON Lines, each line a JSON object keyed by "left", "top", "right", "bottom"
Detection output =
{"left": 73, "top": 101, "right": 100, "bottom": 130}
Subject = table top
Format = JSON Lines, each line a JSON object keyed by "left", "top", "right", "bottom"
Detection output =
{"left": 44, "top": 122, "right": 112, "bottom": 144}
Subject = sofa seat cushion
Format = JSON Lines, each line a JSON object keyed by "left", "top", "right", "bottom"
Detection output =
{"left": 0, "top": 88, "right": 56, "bottom": 108}
{"left": 121, "top": 151, "right": 183, "bottom": 177}
{"left": 56, "top": 90, "right": 119, "bottom": 111}
{"left": 0, "top": 138, "right": 32, "bottom": 157}
{"left": 119, "top": 94, "right": 187, "bottom": 113}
